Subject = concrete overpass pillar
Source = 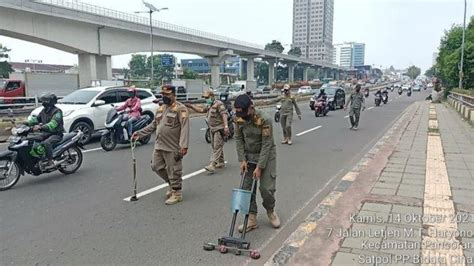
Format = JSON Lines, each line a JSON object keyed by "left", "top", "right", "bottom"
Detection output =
{"left": 78, "top": 54, "right": 112, "bottom": 88}
{"left": 245, "top": 57, "right": 255, "bottom": 81}
{"left": 288, "top": 64, "right": 295, "bottom": 83}
{"left": 303, "top": 67, "right": 309, "bottom": 82}
{"left": 268, "top": 61, "right": 275, "bottom": 85}
{"left": 207, "top": 57, "right": 221, "bottom": 89}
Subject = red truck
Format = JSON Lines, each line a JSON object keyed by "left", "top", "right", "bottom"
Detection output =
{"left": 0, "top": 79, "right": 26, "bottom": 105}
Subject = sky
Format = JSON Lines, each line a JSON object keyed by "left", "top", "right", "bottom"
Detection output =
{"left": 0, "top": 0, "right": 472, "bottom": 72}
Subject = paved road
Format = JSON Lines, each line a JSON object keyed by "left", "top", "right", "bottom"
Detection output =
{"left": 0, "top": 90, "right": 431, "bottom": 265}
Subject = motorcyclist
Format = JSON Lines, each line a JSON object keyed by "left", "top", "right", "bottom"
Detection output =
{"left": 116, "top": 86, "right": 141, "bottom": 136}
{"left": 219, "top": 91, "right": 233, "bottom": 114}
{"left": 26, "top": 92, "right": 64, "bottom": 167}
{"left": 316, "top": 88, "right": 328, "bottom": 101}
{"left": 375, "top": 88, "right": 383, "bottom": 98}
{"left": 382, "top": 87, "right": 389, "bottom": 102}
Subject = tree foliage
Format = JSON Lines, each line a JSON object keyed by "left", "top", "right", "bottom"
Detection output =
{"left": 0, "top": 44, "right": 13, "bottom": 78}
{"left": 128, "top": 53, "right": 176, "bottom": 86}
{"left": 406, "top": 65, "right": 421, "bottom": 79}
{"left": 288, "top": 47, "right": 302, "bottom": 57}
{"left": 433, "top": 17, "right": 474, "bottom": 89}
{"left": 256, "top": 61, "right": 269, "bottom": 84}
{"left": 182, "top": 68, "right": 198, "bottom": 79}
{"left": 265, "top": 40, "right": 284, "bottom": 53}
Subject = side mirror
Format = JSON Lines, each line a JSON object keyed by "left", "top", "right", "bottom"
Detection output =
{"left": 93, "top": 100, "right": 106, "bottom": 106}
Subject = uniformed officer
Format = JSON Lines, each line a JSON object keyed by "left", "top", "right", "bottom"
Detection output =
{"left": 272, "top": 84, "right": 301, "bottom": 145}
{"left": 132, "top": 85, "right": 190, "bottom": 205}
{"left": 186, "top": 90, "right": 229, "bottom": 173}
{"left": 234, "top": 94, "right": 280, "bottom": 233}
{"left": 344, "top": 84, "right": 365, "bottom": 130}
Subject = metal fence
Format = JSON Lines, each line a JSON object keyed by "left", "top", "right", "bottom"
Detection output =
{"left": 35, "top": 0, "right": 264, "bottom": 49}
{"left": 448, "top": 92, "right": 474, "bottom": 108}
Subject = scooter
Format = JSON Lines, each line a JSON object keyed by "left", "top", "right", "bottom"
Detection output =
{"left": 0, "top": 123, "right": 84, "bottom": 190}
{"left": 375, "top": 95, "right": 382, "bottom": 106}
{"left": 274, "top": 104, "right": 281, "bottom": 123}
{"left": 100, "top": 108, "right": 152, "bottom": 151}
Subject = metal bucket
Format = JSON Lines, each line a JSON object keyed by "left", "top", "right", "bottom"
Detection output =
{"left": 231, "top": 188, "right": 252, "bottom": 214}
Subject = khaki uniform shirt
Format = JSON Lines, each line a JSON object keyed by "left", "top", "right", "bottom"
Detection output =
{"left": 137, "top": 101, "right": 190, "bottom": 152}
{"left": 347, "top": 92, "right": 365, "bottom": 110}
{"left": 235, "top": 108, "right": 276, "bottom": 169}
{"left": 204, "top": 100, "right": 227, "bottom": 131}
{"left": 274, "top": 95, "right": 301, "bottom": 115}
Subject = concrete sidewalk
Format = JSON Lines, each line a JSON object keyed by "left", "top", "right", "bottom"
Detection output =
{"left": 267, "top": 101, "right": 474, "bottom": 265}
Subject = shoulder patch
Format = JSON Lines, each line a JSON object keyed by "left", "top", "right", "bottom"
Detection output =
{"left": 262, "top": 125, "right": 271, "bottom": 137}
{"left": 158, "top": 106, "right": 165, "bottom": 113}
{"left": 254, "top": 116, "right": 264, "bottom": 127}
{"left": 235, "top": 117, "right": 245, "bottom": 124}
{"left": 180, "top": 109, "right": 188, "bottom": 118}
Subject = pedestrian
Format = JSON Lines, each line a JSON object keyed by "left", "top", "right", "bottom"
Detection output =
{"left": 186, "top": 90, "right": 229, "bottom": 173}
{"left": 344, "top": 84, "right": 365, "bottom": 130}
{"left": 272, "top": 84, "right": 301, "bottom": 145}
{"left": 132, "top": 85, "right": 190, "bottom": 205}
{"left": 234, "top": 94, "right": 280, "bottom": 233}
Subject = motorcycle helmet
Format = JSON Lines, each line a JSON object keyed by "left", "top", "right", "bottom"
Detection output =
{"left": 128, "top": 86, "right": 137, "bottom": 98}
{"left": 39, "top": 92, "right": 58, "bottom": 108}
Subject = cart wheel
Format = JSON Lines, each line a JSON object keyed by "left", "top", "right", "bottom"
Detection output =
{"left": 250, "top": 250, "right": 261, "bottom": 259}
{"left": 203, "top": 243, "right": 215, "bottom": 251}
{"left": 219, "top": 245, "right": 228, "bottom": 254}
{"left": 235, "top": 250, "right": 242, "bottom": 256}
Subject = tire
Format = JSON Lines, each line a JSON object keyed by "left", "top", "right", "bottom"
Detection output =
{"left": 205, "top": 128, "right": 211, "bottom": 144}
{"left": 0, "top": 159, "right": 21, "bottom": 191}
{"left": 139, "top": 134, "right": 151, "bottom": 145}
{"left": 58, "top": 146, "right": 83, "bottom": 175}
{"left": 71, "top": 121, "right": 93, "bottom": 145}
{"left": 100, "top": 133, "right": 117, "bottom": 152}
{"left": 274, "top": 112, "right": 280, "bottom": 123}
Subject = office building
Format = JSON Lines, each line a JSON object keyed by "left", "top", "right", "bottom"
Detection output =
{"left": 180, "top": 57, "right": 241, "bottom": 75}
{"left": 333, "top": 42, "right": 365, "bottom": 68}
{"left": 292, "top": 0, "right": 334, "bottom": 63}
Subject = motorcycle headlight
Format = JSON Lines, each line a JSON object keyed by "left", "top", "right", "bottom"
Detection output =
{"left": 8, "top": 135, "right": 21, "bottom": 144}
{"left": 63, "top": 110, "right": 74, "bottom": 117}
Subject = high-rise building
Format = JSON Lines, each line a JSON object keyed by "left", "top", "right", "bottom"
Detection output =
{"left": 292, "top": 0, "right": 334, "bottom": 63}
{"left": 332, "top": 42, "right": 365, "bottom": 68}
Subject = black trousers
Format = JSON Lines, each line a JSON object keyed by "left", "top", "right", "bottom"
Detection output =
{"left": 40, "top": 134, "right": 63, "bottom": 159}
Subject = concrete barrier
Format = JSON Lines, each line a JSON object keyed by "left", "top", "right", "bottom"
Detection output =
{"left": 471, "top": 109, "right": 474, "bottom": 123}
{"left": 448, "top": 92, "right": 474, "bottom": 126}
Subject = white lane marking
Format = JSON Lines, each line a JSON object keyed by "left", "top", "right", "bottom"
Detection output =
{"left": 344, "top": 115, "right": 349, "bottom": 118}
{"left": 123, "top": 161, "right": 227, "bottom": 201}
{"left": 389, "top": 99, "right": 393, "bottom": 102}
{"left": 296, "top": 126, "right": 322, "bottom": 137}
{"left": 83, "top": 147, "right": 102, "bottom": 153}
{"left": 367, "top": 106, "right": 374, "bottom": 110}
{"left": 200, "top": 128, "right": 206, "bottom": 131}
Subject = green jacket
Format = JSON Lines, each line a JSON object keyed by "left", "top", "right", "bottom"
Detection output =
{"left": 235, "top": 108, "right": 276, "bottom": 169}
{"left": 26, "top": 106, "right": 64, "bottom": 134}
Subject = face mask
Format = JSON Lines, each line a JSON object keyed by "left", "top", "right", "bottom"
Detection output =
{"left": 356, "top": 89, "right": 361, "bottom": 93}
{"left": 42, "top": 102, "right": 50, "bottom": 108}
{"left": 236, "top": 108, "right": 250, "bottom": 120}
{"left": 206, "top": 98, "right": 214, "bottom": 105}
{"left": 162, "top": 96, "right": 172, "bottom": 105}
{"left": 284, "top": 90, "right": 289, "bottom": 95}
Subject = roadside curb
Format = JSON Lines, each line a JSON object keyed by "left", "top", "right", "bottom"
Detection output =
{"left": 266, "top": 101, "right": 420, "bottom": 265}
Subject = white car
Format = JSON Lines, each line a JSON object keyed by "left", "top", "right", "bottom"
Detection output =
{"left": 401, "top": 84, "right": 411, "bottom": 91}
{"left": 297, "top": 86, "right": 312, "bottom": 94}
{"left": 30, "top": 86, "right": 157, "bottom": 144}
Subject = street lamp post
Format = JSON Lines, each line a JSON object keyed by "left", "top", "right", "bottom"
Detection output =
{"left": 459, "top": 0, "right": 467, "bottom": 89}
{"left": 135, "top": 1, "right": 168, "bottom": 86}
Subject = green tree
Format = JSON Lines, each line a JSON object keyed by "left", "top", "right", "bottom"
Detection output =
{"left": 128, "top": 54, "right": 148, "bottom": 78}
{"left": 425, "top": 65, "right": 438, "bottom": 77}
{"left": 0, "top": 44, "right": 13, "bottom": 78}
{"left": 288, "top": 47, "right": 302, "bottom": 57}
{"left": 182, "top": 68, "right": 198, "bottom": 79}
{"left": 406, "top": 65, "right": 421, "bottom": 79}
{"left": 265, "top": 40, "right": 284, "bottom": 53}
{"left": 255, "top": 61, "right": 269, "bottom": 84}
{"left": 435, "top": 17, "right": 474, "bottom": 89}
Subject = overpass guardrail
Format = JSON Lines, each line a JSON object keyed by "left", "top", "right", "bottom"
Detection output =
{"left": 448, "top": 91, "right": 474, "bottom": 108}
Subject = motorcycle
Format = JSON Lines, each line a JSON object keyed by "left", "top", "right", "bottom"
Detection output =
{"left": 274, "top": 104, "right": 281, "bottom": 123}
{"left": 205, "top": 110, "right": 235, "bottom": 144}
{"left": 407, "top": 89, "right": 412, "bottom": 97}
{"left": 314, "top": 99, "right": 329, "bottom": 117}
{"left": 382, "top": 93, "right": 388, "bottom": 104}
{"left": 398, "top": 88, "right": 403, "bottom": 95}
{"left": 375, "top": 94, "right": 382, "bottom": 106}
{"left": 100, "top": 108, "right": 152, "bottom": 151}
{"left": 364, "top": 90, "right": 370, "bottom": 98}
{"left": 0, "top": 123, "right": 84, "bottom": 190}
